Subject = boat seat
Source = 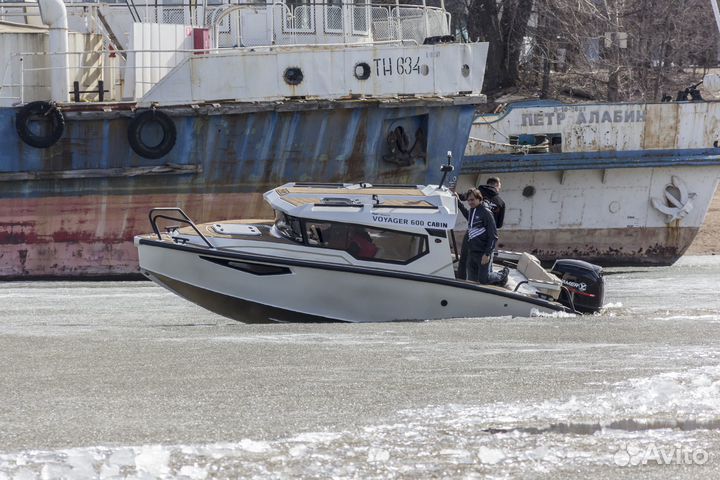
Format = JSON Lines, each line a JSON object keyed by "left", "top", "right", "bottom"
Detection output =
{"left": 527, "top": 279, "right": 562, "bottom": 300}
{"left": 516, "top": 252, "right": 562, "bottom": 300}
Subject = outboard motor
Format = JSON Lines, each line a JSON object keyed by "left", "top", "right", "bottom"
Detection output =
{"left": 550, "top": 259, "right": 604, "bottom": 314}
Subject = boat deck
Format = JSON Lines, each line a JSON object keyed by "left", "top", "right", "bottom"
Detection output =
{"left": 280, "top": 187, "right": 426, "bottom": 196}
{"left": 176, "top": 219, "right": 275, "bottom": 239}
{"left": 280, "top": 197, "right": 436, "bottom": 208}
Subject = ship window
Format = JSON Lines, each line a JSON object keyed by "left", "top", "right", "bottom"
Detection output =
{"left": 325, "top": 0, "right": 343, "bottom": 33}
{"left": 304, "top": 220, "right": 428, "bottom": 264}
{"left": 352, "top": 0, "right": 370, "bottom": 34}
{"left": 509, "top": 133, "right": 562, "bottom": 154}
{"left": 285, "top": 0, "right": 315, "bottom": 31}
{"left": 274, "top": 211, "right": 304, "bottom": 243}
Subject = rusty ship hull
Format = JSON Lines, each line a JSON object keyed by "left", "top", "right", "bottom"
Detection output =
{"left": 0, "top": 99, "right": 478, "bottom": 278}
{"left": 0, "top": 0, "right": 491, "bottom": 278}
{"left": 460, "top": 101, "right": 720, "bottom": 266}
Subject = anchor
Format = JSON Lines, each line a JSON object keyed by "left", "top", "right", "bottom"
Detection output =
{"left": 651, "top": 176, "right": 694, "bottom": 223}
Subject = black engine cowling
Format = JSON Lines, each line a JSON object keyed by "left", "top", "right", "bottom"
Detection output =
{"left": 550, "top": 259, "right": 605, "bottom": 314}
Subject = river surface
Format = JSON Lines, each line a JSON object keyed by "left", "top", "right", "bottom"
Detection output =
{"left": 1, "top": 256, "right": 719, "bottom": 479}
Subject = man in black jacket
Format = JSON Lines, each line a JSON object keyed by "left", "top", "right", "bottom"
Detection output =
{"left": 478, "top": 177, "right": 505, "bottom": 229}
{"left": 456, "top": 177, "right": 506, "bottom": 280}
{"left": 456, "top": 189, "right": 508, "bottom": 285}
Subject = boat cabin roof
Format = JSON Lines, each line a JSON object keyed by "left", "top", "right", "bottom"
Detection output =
{"left": 264, "top": 182, "right": 458, "bottom": 232}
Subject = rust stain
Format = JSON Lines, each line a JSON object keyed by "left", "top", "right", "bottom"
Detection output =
{"left": 51, "top": 229, "right": 127, "bottom": 244}
{"left": 344, "top": 116, "right": 368, "bottom": 182}
{"left": 0, "top": 192, "right": 272, "bottom": 277}
{"left": 18, "top": 249, "right": 28, "bottom": 272}
{"left": 0, "top": 221, "right": 35, "bottom": 227}
{"left": 0, "top": 231, "right": 39, "bottom": 244}
{"left": 643, "top": 104, "right": 678, "bottom": 150}
{"left": 664, "top": 218, "right": 681, "bottom": 247}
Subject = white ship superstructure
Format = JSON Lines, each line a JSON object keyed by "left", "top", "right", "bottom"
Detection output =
{"left": 0, "top": 0, "right": 486, "bottom": 106}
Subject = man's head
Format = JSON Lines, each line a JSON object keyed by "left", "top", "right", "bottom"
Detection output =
{"left": 466, "top": 188, "right": 483, "bottom": 208}
{"left": 487, "top": 177, "right": 501, "bottom": 191}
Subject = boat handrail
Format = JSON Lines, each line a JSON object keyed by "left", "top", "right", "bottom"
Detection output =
{"left": 292, "top": 182, "right": 421, "bottom": 189}
{"left": 373, "top": 203, "right": 439, "bottom": 209}
{"left": 315, "top": 197, "right": 363, "bottom": 207}
{"left": 148, "top": 207, "right": 214, "bottom": 249}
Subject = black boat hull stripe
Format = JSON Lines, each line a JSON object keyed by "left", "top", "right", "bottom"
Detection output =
{"left": 146, "top": 270, "right": 341, "bottom": 323}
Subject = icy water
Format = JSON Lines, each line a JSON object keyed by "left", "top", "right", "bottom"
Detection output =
{"left": 1, "top": 256, "right": 720, "bottom": 479}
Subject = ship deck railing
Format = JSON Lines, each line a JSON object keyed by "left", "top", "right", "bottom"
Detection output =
{"left": 0, "top": 0, "right": 450, "bottom": 48}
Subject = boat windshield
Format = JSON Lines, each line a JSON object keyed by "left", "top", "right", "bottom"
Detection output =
{"left": 274, "top": 211, "right": 304, "bottom": 243}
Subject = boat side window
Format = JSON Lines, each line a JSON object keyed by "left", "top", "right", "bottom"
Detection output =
{"left": 306, "top": 221, "right": 348, "bottom": 248}
{"left": 304, "top": 220, "right": 428, "bottom": 263}
{"left": 274, "top": 211, "right": 304, "bottom": 243}
{"left": 509, "top": 133, "right": 562, "bottom": 153}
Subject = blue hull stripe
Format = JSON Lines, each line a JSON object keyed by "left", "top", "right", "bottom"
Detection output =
{"left": 462, "top": 148, "right": 720, "bottom": 173}
{"left": 0, "top": 102, "right": 477, "bottom": 199}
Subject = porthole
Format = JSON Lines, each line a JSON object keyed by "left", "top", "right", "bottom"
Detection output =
{"left": 283, "top": 67, "right": 303, "bottom": 86}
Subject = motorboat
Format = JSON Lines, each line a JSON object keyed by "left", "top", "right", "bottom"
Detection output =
{"left": 134, "top": 171, "right": 605, "bottom": 323}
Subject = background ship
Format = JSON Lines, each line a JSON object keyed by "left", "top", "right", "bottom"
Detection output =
{"left": 0, "top": 0, "right": 488, "bottom": 277}
{"left": 460, "top": 100, "right": 720, "bottom": 266}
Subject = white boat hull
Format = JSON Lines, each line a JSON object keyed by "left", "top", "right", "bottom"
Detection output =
{"left": 137, "top": 240, "right": 566, "bottom": 323}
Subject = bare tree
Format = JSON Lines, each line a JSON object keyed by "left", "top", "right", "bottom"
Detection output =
{"left": 528, "top": 0, "right": 718, "bottom": 101}
{"left": 462, "top": 0, "right": 535, "bottom": 92}
{"left": 461, "top": 0, "right": 719, "bottom": 101}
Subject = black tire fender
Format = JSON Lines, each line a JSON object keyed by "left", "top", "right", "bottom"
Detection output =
{"left": 16, "top": 101, "right": 65, "bottom": 149}
{"left": 127, "top": 109, "right": 177, "bottom": 159}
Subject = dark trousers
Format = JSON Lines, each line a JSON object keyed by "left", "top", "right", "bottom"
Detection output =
{"left": 466, "top": 250, "right": 502, "bottom": 284}
{"left": 457, "top": 238, "right": 468, "bottom": 280}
